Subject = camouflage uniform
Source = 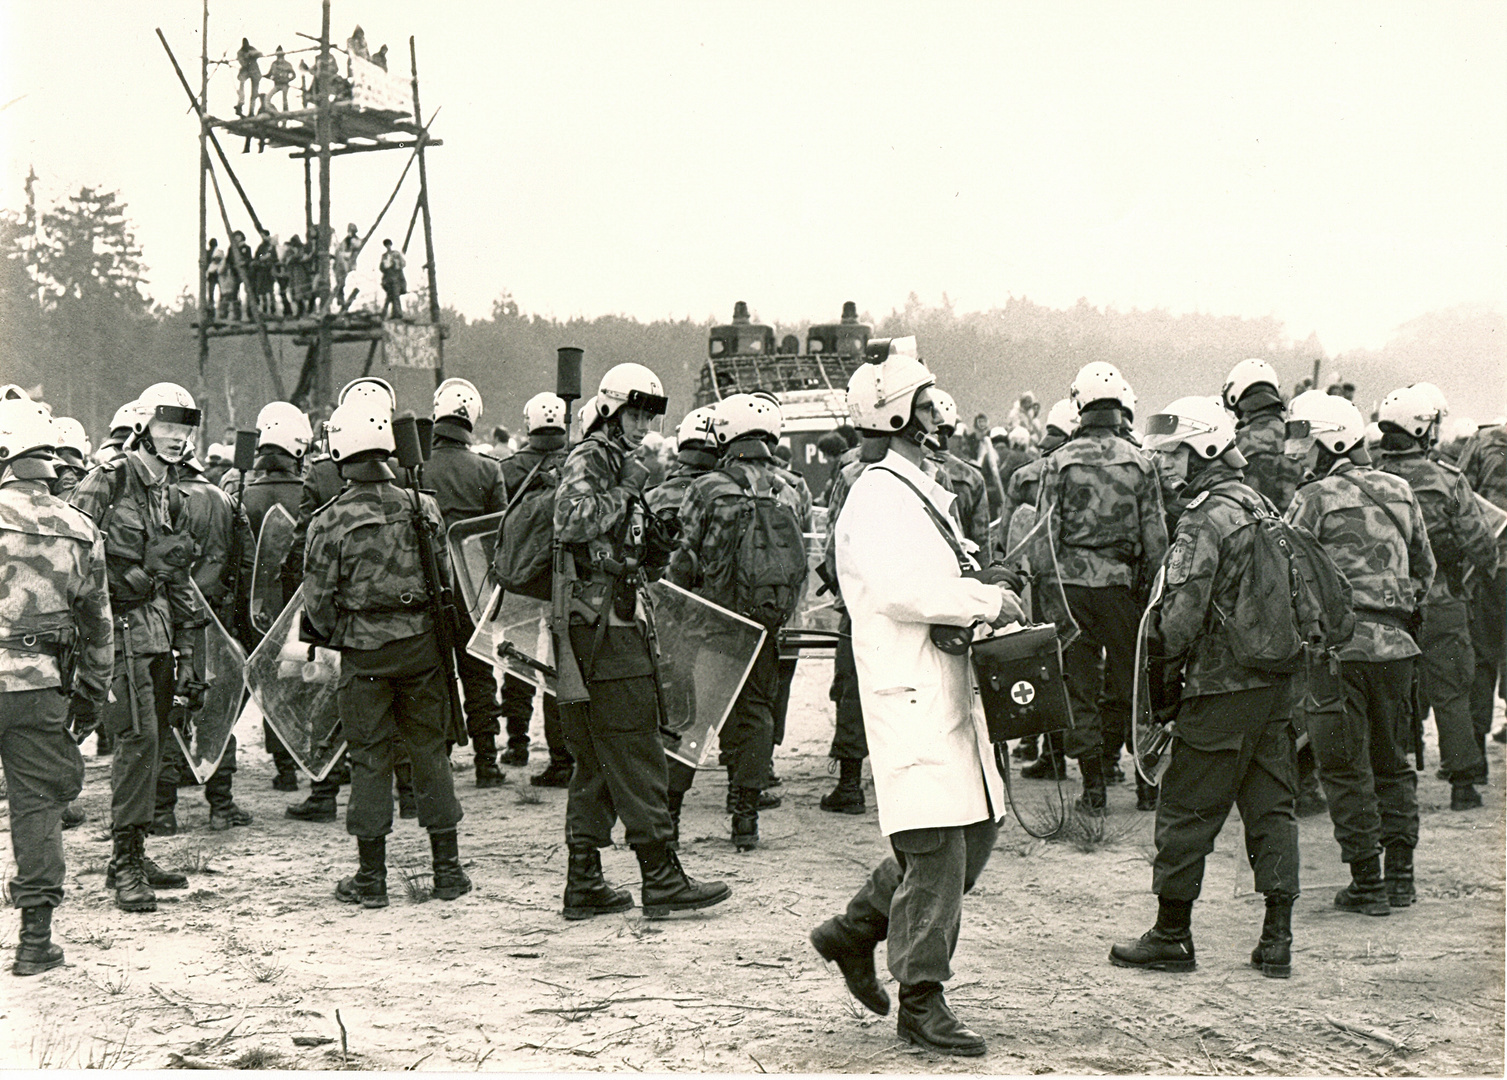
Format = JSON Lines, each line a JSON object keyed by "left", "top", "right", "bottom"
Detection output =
{"left": 48, "top": 450, "right": 90, "bottom": 499}
{"left": 554, "top": 428, "right": 674, "bottom": 849}
{"left": 424, "top": 420, "right": 508, "bottom": 764}
{"left": 302, "top": 461, "right": 463, "bottom": 841}
{"left": 1029, "top": 423, "right": 1168, "bottom": 785}
{"left": 932, "top": 450, "right": 991, "bottom": 555}
{"left": 1286, "top": 461, "right": 1434, "bottom": 867}
{"left": 153, "top": 463, "right": 255, "bottom": 828}
{"left": 668, "top": 439, "right": 808, "bottom": 796}
{"left": 1, "top": 461, "right": 112, "bottom": 911}
{"left": 1456, "top": 424, "right": 1507, "bottom": 742}
{"left": 70, "top": 452, "right": 207, "bottom": 835}
{"left": 1147, "top": 465, "right": 1298, "bottom": 901}
{"left": 1235, "top": 406, "right": 1302, "bottom": 514}
{"left": 1378, "top": 448, "right": 1497, "bottom": 784}
{"left": 498, "top": 442, "right": 570, "bottom": 770}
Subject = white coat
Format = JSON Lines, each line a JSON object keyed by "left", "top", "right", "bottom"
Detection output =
{"left": 834, "top": 448, "right": 1008, "bottom": 836}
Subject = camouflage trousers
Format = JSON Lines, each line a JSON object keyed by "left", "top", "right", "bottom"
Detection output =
{"left": 1151, "top": 686, "right": 1298, "bottom": 901}
{"left": 1, "top": 689, "right": 85, "bottom": 908}
{"left": 106, "top": 651, "right": 175, "bottom": 830}
{"left": 1309, "top": 659, "right": 1419, "bottom": 863}
{"left": 1419, "top": 599, "right": 1482, "bottom": 781}
{"left": 839, "top": 818, "right": 998, "bottom": 987}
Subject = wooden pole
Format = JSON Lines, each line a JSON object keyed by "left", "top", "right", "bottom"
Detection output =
{"left": 304, "top": 157, "right": 313, "bottom": 246}
{"left": 314, "top": 0, "right": 334, "bottom": 409}
{"left": 409, "top": 36, "right": 444, "bottom": 388}
{"left": 196, "top": 1, "right": 209, "bottom": 385}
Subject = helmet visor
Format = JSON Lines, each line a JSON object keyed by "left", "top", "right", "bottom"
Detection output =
{"left": 623, "top": 389, "right": 668, "bottom": 417}
{"left": 153, "top": 405, "right": 202, "bottom": 428}
{"left": 1143, "top": 412, "right": 1212, "bottom": 452}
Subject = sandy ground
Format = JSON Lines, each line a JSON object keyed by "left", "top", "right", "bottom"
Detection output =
{"left": 1, "top": 657, "right": 1503, "bottom": 1074}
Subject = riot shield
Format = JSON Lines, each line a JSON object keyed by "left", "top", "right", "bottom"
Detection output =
{"left": 249, "top": 504, "right": 297, "bottom": 637}
{"left": 1131, "top": 566, "right": 1174, "bottom": 786}
{"left": 447, "top": 511, "right": 504, "bottom": 623}
{"left": 784, "top": 510, "right": 842, "bottom": 646}
{"left": 243, "top": 583, "right": 346, "bottom": 781}
{"left": 466, "top": 585, "right": 553, "bottom": 692}
{"left": 171, "top": 581, "right": 250, "bottom": 783}
{"left": 645, "top": 580, "right": 766, "bottom": 769}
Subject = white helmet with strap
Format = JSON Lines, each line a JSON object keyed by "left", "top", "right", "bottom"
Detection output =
{"left": 338, "top": 376, "right": 396, "bottom": 411}
{"left": 1222, "top": 358, "right": 1281, "bottom": 410}
{"left": 326, "top": 398, "right": 395, "bottom": 462}
{"left": 578, "top": 395, "right": 600, "bottom": 433}
{"left": 0, "top": 398, "right": 56, "bottom": 461}
{"left": 1044, "top": 398, "right": 1079, "bottom": 436}
{"left": 1070, "top": 362, "right": 1134, "bottom": 414}
{"left": 594, "top": 363, "right": 667, "bottom": 422}
{"left": 1378, "top": 385, "right": 1438, "bottom": 440}
{"left": 1145, "top": 396, "right": 1237, "bottom": 460}
{"left": 433, "top": 377, "right": 483, "bottom": 428}
{"left": 1287, "top": 390, "right": 1366, "bottom": 455}
{"left": 256, "top": 401, "right": 314, "bottom": 457}
{"left": 133, "top": 382, "right": 201, "bottom": 433}
{"left": 846, "top": 337, "right": 933, "bottom": 434}
{"left": 931, "top": 389, "right": 959, "bottom": 434}
{"left": 713, "top": 393, "right": 782, "bottom": 444}
{"left": 51, "top": 416, "right": 91, "bottom": 457}
{"left": 108, "top": 400, "right": 139, "bottom": 433}
{"left": 676, "top": 405, "right": 718, "bottom": 447}
{"left": 524, "top": 392, "right": 569, "bottom": 434}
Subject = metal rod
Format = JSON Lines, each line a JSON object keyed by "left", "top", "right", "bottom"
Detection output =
{"left": 196, "top": 1, "right": 209, "bottom": 384}
{"left": 315, "top": 0, "right": 333, "bottom": 408}
{"left": 409, "top": 35, "right": 444, "bottom": 387}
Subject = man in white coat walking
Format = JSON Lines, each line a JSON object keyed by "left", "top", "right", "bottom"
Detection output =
{"left": 809, "top": 340, "right": 1024, "bottom": 1058}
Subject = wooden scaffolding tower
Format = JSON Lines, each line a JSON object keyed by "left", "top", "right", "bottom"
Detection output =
{"left": 159, "top": 0, "right": 446, "bottom": 413}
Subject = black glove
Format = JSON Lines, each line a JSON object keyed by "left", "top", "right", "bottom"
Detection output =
{"left": 67, "top": 692, "right": 100, "bottom": 744}
{"left": 965, "top": 566, "right": 1024, "bottom": 593}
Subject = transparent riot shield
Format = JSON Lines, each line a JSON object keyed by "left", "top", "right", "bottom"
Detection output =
{"left": 447, "top": 511, "right": 504, "bottom": 623}
{"left": 466, "top": 585, "right": 553, "bottom": 692}
{"left": 243, "top": 583, "right": 345, "bottom": 781}
{"left": 1131, "top": 566, "right": 1174, "bottom": 785}
{"left": 249, "top": 504, "right": 297, "bottom": 637}
{"left": 171, "top": 581, "right": 250, "bottom": 783}
{"left": 645, "top": 580, "right": 767, "bottom": 769}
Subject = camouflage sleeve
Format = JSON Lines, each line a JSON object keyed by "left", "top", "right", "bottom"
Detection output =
{"left": 1452, "top": 470, "right": 1498, "bottom": 579}
{"left": 1138, "top": 464, "right": 1170, "bottom": 572}
{"left": 554, "top": 442, "right": 634, "bottom": 544}
{"left": 301, "top": 514, "right": 341, "bottom": 641}
{"left": 422, "top": 492, "right": 454, "bottom": 591}
{"left": 1284, "top": 486, "right": 1320, "bottom": 535}
{"left": 1156, "top": 515, "right": 1220, "bottom": 660}
{"left": 666, "top": 478, "right": 709, "bottom": 590}
{"left": 191, "top": 501, "right": 233, "bottom": 606}
{"left": 68, "top": 466, "right": 113, "bottom": 526}
{"left": 73, "top": 529, "right": 115, "bottom": 701}
{"left": 1406, "top": 491, "right": 1436, "bottom": 603}
{"left": 967, "top": 477, "right": 991, "bottom": 554}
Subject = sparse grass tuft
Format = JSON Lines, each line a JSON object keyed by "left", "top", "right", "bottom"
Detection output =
{"left": 515, "top": 786, "right": 544, "bottom": 806}
{"left": 65, "top": 923, "right": 115, "bottom": 950}
{"left": 1054, "top": 806, "right": 1145, "bottom": 853}
{"left": 176, "top": 840, "right": 215, "bottom": 874}
{"left": 88, "top": 967, "right": 131, "bottom": 996}
{"left": 245, "top": 956, "right": 287, "bottom": 984}
{"left": 231, "top": 1047, "right": 285, "bottom": 1070}
{"left": 398, "top": 863, "right": 432, "bottom": 903}
{"left": 82, "top": 1033, "right": 137, "bottom": 1069}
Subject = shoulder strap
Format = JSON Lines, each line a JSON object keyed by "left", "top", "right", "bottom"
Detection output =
{"left": 1203, "top": 485, "right": 1270, "bottom": 520}
{"left": 1334, "top": 470, "right": 1411, "bottom": 542}
{"left": 498, "top": 457, "right": 548, "bottom": 529}
{"left": 870, "top": 465, "right": 975, "bottom": 572}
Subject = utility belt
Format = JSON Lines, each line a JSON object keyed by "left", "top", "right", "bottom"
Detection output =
{"left": 0, "top": 627, "right": 79, "bottom": 695}
{"left": 1059, "top": 541, "right": 1137, "bottom": 564}
{"left": 1356, "top": 608, "right": 1414, "bottom": 633}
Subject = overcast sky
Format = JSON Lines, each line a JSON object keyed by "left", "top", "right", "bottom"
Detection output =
{"left": 2, "top": 1, "right": 1504, "bottom": 353}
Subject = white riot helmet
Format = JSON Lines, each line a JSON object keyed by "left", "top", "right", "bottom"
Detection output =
{"left": 1145, "top": 396, "right": 1238, "bottom": 460}
{"left": 1071, "top": 362, "right": 1135, "bottom": 415}
{"left": 205, "top": 443, "right": 232, "bottom": 465}
{"left": 1008, "top": 427, "right": 1030, "bottom": 449}
{"left": 931, "top": 389, "right": 959, "bottom": 434}
{"left": 338, "top": 376, "right": 396, "bottom": 411}
{"left": 675, "top": 405, "right": 718, "bottom": 447}
{"left": 433, "top": 377, "right": 483, "bottom": 429}
{"left": 0, "top": 398, "right": 56, "bottom": 461}
{"left": 1287, "top": 389, "right": 1366, "bottom": 455}
{"left": 51, "top": 416, "right": 91, "bottom": 457}
{"left": 713, "top": 393, "right": 782, "bottom": 444}
{"left": 594, "top": 363, "right": 667, "bottom": 422}
{"left": 578, "top": 396, "right": 600, "bottom": 433}
{"left": 256, "top": 401, "right": 314, "bottom": 457}
{"left": 108, "top": 400, "right": 139, "bottom": 434}
{"left": 1222, "top": 358, "right": 1281, "bottom": 411}
{"left": 1377, "top": 385, "right": 1439, "bottom": 440}
{"left": 1044, "top": 398, "right": 1079, "bottom": 437}
{"left": 524, "top": 392, "right": 569, "bottom": 434}
{"left": 846, "top": 337, "right": 933, "bottom": 434}
{"left": 131, "top": 382, "right": 201, "bottom": 434}
{"left": 326, "top": 398, "right": 395, "bottom": 462}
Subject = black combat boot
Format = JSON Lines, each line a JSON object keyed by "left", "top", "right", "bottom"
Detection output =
{"left": 1249, "top": 892, "right": 1294, "bottom": 978}
{"left": 286, "top": 793, "right": 338, "bottom": 821}
{"left": 634, "top": 841, "right": 731, "bottom": 919}
{"left": 1109, "top": 896, "right": 1196, "bottom": 972}
{"left": 1451, "top": 782, "right": 1483, "bottom": 811}
{"left": 473, "top": 734, "right": 506, "bottom": 789}
{"left": 61, "top": 802, "right": 86, "bottom": 830}
{"left": 13, "top": 906, "right": 64, "bottom": 976}
{"left": 395, "top": 762, "right": 418, "bottom": 819}
{"left": 429, "top": 828, "right": 472, "bottom": 900}
{"left": 562, "top": 844, "right": 634, "bottom": 920}
{"left": 109, "top": 828, "right": 157, "bottom": 913}
{"left": 724, "top": 767, "right": 779, "bottom": 812}
{"left": 896, "top": 982, "right": 986, "bottom": 1057}
{"left": 1135, "top": 775, "right": 1158, "bottom": 812}
{"left": 95, "top": 730, "right": 114, "bottom": 756}
{"left": 1334, "top": 853, "right": 1390, "bottom": 916}
{"left": 1076, "top": 755, "right": 1108, "bottom": 817}
{"left": 1383, "top": 845, "right": 1416, "bottom": 908}
{"left": 820, "top": 758, "right": 865, "bottom": 814}
{"left": 107, "top": 830, "right": 188, "bottom": 891}
{"left": 1013, "top": 734, "right": 1040, "bottom": 762}
{"left": 272, "top": 763, "right": 300, "bottom": 792}
{"left": 335, "top": 836, "right": 388, "bottom": 908}
{"left": 149, "top": 809, "right": 178, "bottom": 836}
{"left": 499, "top": 740, "right": 530, "bottom": 768}
{"left": 1021, "top": 733, "right": 1067, "bottom": 780}
{"left": 730, "top": 787, "right": 760, "bottom": 851}
{"left": 666, "top": 789, "right": 685, "bottom": 849}
{"left": 530, "top": 758, "right": 573, "bottom": 788}
{"left": 810, "top": 916, "right": 890, "bottom": 1015}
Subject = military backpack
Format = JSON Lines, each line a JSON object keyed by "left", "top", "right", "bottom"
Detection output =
{"left": 492, "top": 457, "right": 559, "bottom": 602}
{"left": 697, "top": 467, "right": 808, "bottom": 629}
